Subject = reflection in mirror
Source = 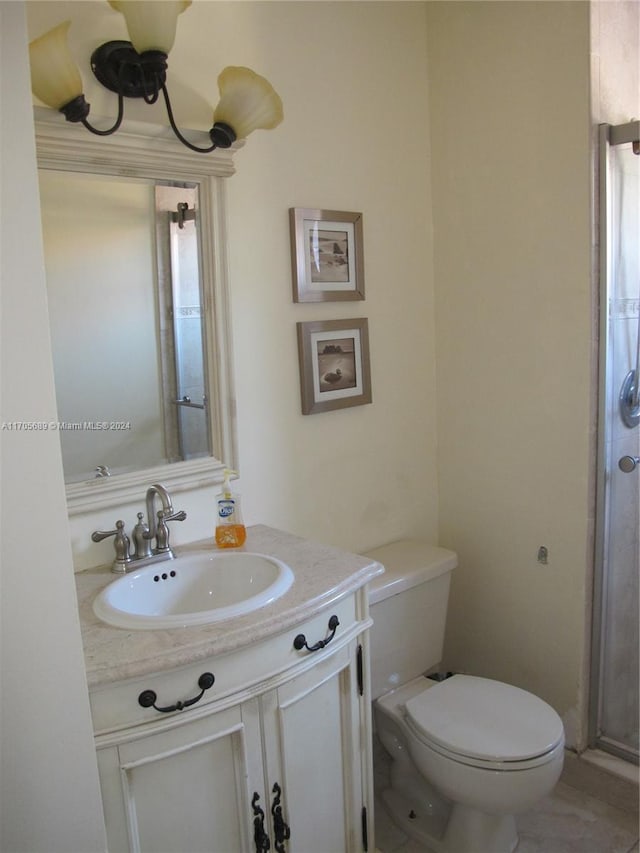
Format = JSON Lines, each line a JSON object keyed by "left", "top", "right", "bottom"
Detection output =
{"left": 39, "top": 171, "right": 211, "bottom": 483}
{"left": 161, "top": 187, "right": 210, "bottom": 462}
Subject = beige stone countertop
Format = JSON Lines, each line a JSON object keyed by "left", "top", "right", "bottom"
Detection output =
{"left": 75, "top": 524, "right": 383, "bottom": 688}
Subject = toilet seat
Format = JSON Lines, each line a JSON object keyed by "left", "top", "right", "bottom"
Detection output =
{"left": 404, "top": 675, "right": 564, "bottom": 771}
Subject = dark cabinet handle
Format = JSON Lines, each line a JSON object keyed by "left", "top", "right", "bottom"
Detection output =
{"left": 138, "top": 672, "right": 215, "bottom": 713}
{"left": 293, "top": 614, "right": 340, "bottom": 653}
{"left": 252, "top": 792, "right": 270, "bottom": 851}
{"left": 271, "top": 783, "right": 290, "bottom": 852}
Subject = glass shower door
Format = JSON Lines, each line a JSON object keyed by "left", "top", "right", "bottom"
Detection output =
{"left": 592, "top": 123, "right": 640, "bottom": 763}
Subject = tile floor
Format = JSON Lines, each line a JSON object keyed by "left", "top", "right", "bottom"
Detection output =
{"left": 373, "top": 739, "right": 639, "bottom": 853}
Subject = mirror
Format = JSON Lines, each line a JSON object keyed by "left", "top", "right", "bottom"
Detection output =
{"left": 39, "top": 172, "right": 210, "bottom": 481}
{"left": 35, "top": 109, "right": 238, "bottom": 514}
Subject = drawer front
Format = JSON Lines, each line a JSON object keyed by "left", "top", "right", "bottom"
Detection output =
{"left": 91, "top": 593, "right": 361, "bottom": 735}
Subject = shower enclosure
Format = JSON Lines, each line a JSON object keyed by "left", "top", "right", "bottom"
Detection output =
{"left": 591, "top": 121, "right": 640, "bottom": 764}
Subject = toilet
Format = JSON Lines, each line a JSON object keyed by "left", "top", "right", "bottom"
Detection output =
{"left": 365, "top": 540, "right": 565, "bottom": 853}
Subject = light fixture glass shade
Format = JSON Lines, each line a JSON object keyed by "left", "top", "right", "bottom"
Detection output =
{"left": 29, "top": 21, "right": 84, "bottom": 109}
{"left": 108, "top": 1, "right": 191, "bottom": 54}
{"left": 213, "top": 66, "right": 284, "bottom": 140}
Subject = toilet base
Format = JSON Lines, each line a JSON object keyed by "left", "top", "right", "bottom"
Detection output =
{"left": 379, "top": 786, "right": 519, "bottom": 853}
{"left": 442, "top": 803, "right": 518, "bottom": 853}
{"left": 380, "top": 786, "right": 448, "bottom": 851}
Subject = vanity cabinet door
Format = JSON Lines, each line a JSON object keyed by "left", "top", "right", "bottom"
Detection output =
{"left": 96, "top": 702, "right": 264, "bottom": 853}
{"left": 260, "top": 638, "right": 367, "bottom": 853}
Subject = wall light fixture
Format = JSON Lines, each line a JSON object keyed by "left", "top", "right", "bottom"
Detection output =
{"left": 28, "top": 0, "right": 284, "bottom": 153}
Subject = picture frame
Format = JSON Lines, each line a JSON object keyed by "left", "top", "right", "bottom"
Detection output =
{"left": 297, "top": 318, "right": 372, "bottom": 415}
{"left": 289, "top": 208, "right": 365, "bottom": 302}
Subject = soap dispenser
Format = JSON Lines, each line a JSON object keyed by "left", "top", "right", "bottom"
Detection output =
{"left": 215, "top": 469, "right": 246, "bottom": 548}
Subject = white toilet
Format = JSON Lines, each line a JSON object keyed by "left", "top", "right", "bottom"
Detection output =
{"left": 365, "top": 540, "right": 565, "bottom": 853}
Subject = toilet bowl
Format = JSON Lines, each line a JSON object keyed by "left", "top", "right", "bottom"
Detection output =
{"left": 364, "top": 540, "right": 565, "bottom": 853}
{"left": 380, "top": 674, "right": 564, "bottom": 852}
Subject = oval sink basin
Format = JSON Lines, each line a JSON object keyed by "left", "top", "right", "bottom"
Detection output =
{"left": 93, "top": 550, "right": 294, "bottom": 630}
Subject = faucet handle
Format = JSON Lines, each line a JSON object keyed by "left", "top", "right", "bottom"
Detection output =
{"left": 91, "top": 520, "right": 132, "bottom": 573}
{"left": 163, "top": 510, "right": 187, "bottom": 523}
{"left": 154, "top": 509, "right": 187, "bottom": 554}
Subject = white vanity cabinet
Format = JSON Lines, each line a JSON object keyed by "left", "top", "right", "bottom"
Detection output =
{"left": 90, "top": 594, "right": 374, "bottom": 853}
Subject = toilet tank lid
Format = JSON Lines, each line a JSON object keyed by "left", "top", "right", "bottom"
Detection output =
{"left": 363, "top": 540, "right": 457, "bottom": 605}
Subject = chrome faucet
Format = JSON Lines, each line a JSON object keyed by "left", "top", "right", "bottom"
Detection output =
{"left": 91, "top": 483, "right": 187, "bottom": 573}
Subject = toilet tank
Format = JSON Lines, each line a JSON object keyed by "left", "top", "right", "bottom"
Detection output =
{"left": 363, "top": 540, "right": 457, "bottom": 700}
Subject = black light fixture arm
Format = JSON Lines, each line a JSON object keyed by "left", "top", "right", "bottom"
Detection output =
{"left": 54, "top": 39, "right": 240, "bottom": 151}
{"left": 63, "top": 39, "right": 238, "bottom": 152}
{"left": 53, "top": 41, "right": 242, "bottom": 154}
{"left": 58, "top": 92, "right": 124, "bottom": 136}
{"left": 83, "top": 93, "right": 124, "bottom": 136}
{"left": 160, "top": 84, "right": 218, "bottom": 154}
{"left": 160, "top": 85, "right": 238, "bottom": 152}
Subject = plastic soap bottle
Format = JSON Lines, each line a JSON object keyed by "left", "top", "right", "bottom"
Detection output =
{"left": 215, "top": 469, "right": 246, "bottom": 548}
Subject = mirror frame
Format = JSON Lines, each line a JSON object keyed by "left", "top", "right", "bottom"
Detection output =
{"left": 34, "top": 107, "right": 239, "bottom": 514}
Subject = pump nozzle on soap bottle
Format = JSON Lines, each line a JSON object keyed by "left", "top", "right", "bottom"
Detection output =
{"left": 215, "top": 469, "right": 246, "bottom": 548}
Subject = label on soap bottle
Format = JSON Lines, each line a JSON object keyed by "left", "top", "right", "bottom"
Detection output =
{"left": 218, "top": 498, "right": 235, "bottom": 520}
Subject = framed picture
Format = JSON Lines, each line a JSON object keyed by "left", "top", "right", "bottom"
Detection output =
{"left": 289, "top": 208, "right": 365, "bottom": 302}
{"left": 297, "top": 318, "right": 372, "bottom": 415}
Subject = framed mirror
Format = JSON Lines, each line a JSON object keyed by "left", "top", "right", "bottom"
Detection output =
{"left": 34, "top": 109, "right": 238, "bottom": 514}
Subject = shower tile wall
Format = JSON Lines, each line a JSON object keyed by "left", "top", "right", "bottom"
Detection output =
{"left": 600, "top": 143, "right": 640, "bottom": 756}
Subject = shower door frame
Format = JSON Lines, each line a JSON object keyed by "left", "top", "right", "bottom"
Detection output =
{"left": 590, "top": 120, "right": 640, "bottom": 764}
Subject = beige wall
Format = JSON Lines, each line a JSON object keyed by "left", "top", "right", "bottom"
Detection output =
{"left": 0, "top": 4, "right": 107, "bottom": 850}
{"left": 27, "top": 1, "right": 439, "bottom": 570}
{"left": 426, "top": 1, "right": 593, "bottom": 748}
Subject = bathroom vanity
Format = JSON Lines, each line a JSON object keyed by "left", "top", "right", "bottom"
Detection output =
{"left": 75, "top": 525, "right": 382, "bottom": 853}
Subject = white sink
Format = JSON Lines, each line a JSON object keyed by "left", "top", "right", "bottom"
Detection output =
{"left": 93, "top": 550, "right": 294, "bottom": 630}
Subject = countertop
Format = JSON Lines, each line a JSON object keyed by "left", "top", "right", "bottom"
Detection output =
{"left": 75, "top": 524, "right": 383, "bottom": 688}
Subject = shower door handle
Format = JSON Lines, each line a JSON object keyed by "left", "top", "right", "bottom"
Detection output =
{"left": 618, "top": 455, "right": 640, "bottom": 473}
